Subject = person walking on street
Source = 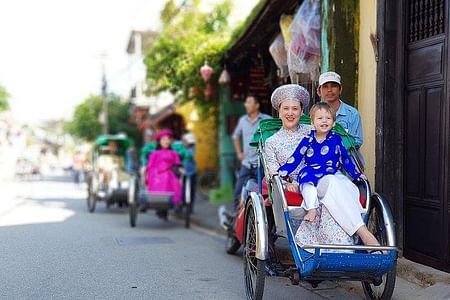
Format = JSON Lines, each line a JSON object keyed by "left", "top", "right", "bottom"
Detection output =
{"left": 182, "top": 132, "right": 197, "bottom": 212}
{"left": 73, "top": 150, "right": 85, "bottom": 184}
{"left": 232, "top": 94, "right": 271, "bottom": 210}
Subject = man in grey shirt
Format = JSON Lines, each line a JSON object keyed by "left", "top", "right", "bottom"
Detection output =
{"left": 232, "top": 94, "right": 271, "bottom": 210}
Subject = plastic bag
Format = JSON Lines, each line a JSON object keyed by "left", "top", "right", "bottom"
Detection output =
{"left": 279, "top": 14, "right": 293, "bottom": 46}
{"left": 288, "top": 0, "right": 321, "bottom": 77}
{"left": 269, "top": 34, "right": 289, "bottom": 78}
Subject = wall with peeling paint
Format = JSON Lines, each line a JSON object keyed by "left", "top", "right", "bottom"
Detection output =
{"left": 358, "top": 0, "right": 377, "bottom": 184}
{"left": 321, "top": 0, "right": 377, "bottom": 183}
{"left": 321, "top": 0, "right": 359, "bottom": 106}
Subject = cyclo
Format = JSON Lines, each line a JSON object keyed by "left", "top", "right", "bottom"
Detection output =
{"left": 86, "top": 134, "right": 133, "bottom": 212}
{"left": 225, "top": 116, "right": 397, "bottom": 300}
{"left": 128, "top": 140, "right": 193, "bottom": 228}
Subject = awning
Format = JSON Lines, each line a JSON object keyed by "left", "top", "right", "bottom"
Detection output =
{"left": 227, "top": 0, "right": 299, "bottom": 65}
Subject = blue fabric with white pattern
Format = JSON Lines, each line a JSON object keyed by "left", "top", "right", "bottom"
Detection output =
{"left": 278, "top": 130, "right": 361, "bottom": 186}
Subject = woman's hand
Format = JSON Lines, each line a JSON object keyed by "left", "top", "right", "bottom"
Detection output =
{"left": 179, "top": 168, "right": 186, "bottom": 175}
{"left": 285, "top": 182, "right": 298, "bottom": 192}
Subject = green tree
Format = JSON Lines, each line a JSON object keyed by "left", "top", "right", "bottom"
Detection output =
{"left": 65, "top": 95, "right": 102, "bottom": 141}
{"left": 0, "top": 85, "right": 10, "bottom": 112}
{"left": 160, "top": 0, "right": 179, "bottom": 25}
{"left": 107, "top": 94, "right": 142, "bottom": 146}
{"left": 145, "top": 0, "right": 232, "bottom": 114}
{"left": 66, "top": 94, "right": 141, "bottom": 145}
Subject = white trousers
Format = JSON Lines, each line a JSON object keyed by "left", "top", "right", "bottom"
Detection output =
{"left": 300, "top": 183, "right": 319, "bottom": 211}
{"left": 317, "top": 173, "right": 364, "bottom": 236}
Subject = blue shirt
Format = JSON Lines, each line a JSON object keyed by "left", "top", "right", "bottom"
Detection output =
{"left": 335, "top": 100, "right": 363, "bottom": 146}
{"left": 278, "top": 131, "right": 361, "bottom": 186}
{"left": 232, "top": 112, "right": 272, "bottom": 168}
{"left": 183, "top": 145, "right": 196, "bottom": 176}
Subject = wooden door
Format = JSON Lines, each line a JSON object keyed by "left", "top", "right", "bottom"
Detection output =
{"left": 404, "top": 0, "right": 449, "bottom": 271}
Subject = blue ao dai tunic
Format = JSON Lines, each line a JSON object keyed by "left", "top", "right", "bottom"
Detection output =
{"left": 278, "top": 131, "right": 361, "bottom": 186}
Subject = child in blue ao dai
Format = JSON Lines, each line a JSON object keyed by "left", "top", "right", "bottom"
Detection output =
{"left": 278, "top": 103, "right": 364, "bottom": 222}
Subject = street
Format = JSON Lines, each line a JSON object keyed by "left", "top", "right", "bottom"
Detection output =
{"left": 0, "top": 176, "right": 350, "bottom": 300}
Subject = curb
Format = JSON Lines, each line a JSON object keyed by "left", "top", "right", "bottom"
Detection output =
{"left": 397, "top": 257, "right": 450, "bottom": 287}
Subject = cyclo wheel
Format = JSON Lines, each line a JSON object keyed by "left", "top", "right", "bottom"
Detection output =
{"left": 128, "top": 176, "right": 138, "bottom": 227}
{"left": 243, "top": 205, "right": 265, "bottom": 300}
{"left": 184, "top": 176, "right": 191, "bottom": 229}
{"left": 362, "top": 198, "right": 396, "bottom": 300}
{"left": 86, "top": 173, "right": 96, "bottom": 213}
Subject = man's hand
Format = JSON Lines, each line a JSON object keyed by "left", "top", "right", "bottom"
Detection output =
{"left": 237, "top": 151, "right": 244, "bottom": 161}
{"left": 233, "top": 138, "right": 244, "bottom": 161}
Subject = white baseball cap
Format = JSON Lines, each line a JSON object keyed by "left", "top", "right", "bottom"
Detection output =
{"left": 183, "top": 132, "right": 196, "bottom": 144}
{"left": 318, "top": 71, "right": 341, "bottom": 86}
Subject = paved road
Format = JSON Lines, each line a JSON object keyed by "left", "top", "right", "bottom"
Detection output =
{"left": 0, "top": 176, "right": 367, "bottom": 299}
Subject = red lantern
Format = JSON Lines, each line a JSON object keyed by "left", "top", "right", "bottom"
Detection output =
{"left": 200, "top": 60, "right": 213, "bottom": 82}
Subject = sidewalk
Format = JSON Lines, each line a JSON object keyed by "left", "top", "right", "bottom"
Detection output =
{"left": 186, "top": 191, "right": 450, "bottom": 299}
{"left": 186, "top": 190, "right": 228, "bottom": 235}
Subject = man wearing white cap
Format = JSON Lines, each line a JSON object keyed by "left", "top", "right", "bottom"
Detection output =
{"left": 317, "top": 71, "right": 363, "bottom": 147}
{"left": 182, "top": 132, "right": 197, "bottom": 212}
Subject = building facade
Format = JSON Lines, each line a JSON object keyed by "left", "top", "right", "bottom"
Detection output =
{"left": 222, "top": 0, "right": 450, "bottom": 272}
{"left": 376, "top": 0, "right": 450, "bottom": 272}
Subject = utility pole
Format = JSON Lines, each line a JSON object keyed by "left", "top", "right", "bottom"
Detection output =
{"left": 100, "top": 52, "right": 108, "bottom": 134}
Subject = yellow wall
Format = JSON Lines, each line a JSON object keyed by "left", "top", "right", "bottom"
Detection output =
{"left": 176, "top": 102, "right": 218, "bottom": 172}
{"left": 358, "top": 0, "right": 377, "bottom": 185}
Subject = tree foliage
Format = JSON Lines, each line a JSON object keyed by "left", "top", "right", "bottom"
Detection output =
{"left": 145, "top": 0, "right": 232, "bottom": 115}
{"left": 65, "top": 95, "right": 102, "bottom": 141}
{"left": 66, "top": 94, "right": 141, "bottom": 146}
{"left": 0, "top": 85, "right": 10, "bottom": 112}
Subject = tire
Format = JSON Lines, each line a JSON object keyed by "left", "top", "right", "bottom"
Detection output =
{"left": 87, "top": 192, "right": 96, "bottom": 213}
{"left": 362, "top": 200, "right": 396, "bottom": 300}
{"left": 87, "top": 174, "right": 96, "bottom": 213}
{"left": 129, "top": 177, "right": 138, "bottom": 227}
{"left": 184, "top": 204, "right": 191, "bottom": 228}
{"left": 184, "top": 176, "right": 191, "bottom": 229}
{"left": 243, "top": 206, "right": 265, "bottom": 300}
{"left": 106, "top": 198, "right": 112, "bottom": 209}
{"left": 226, "top": 234, "right": 241, "bottom": 254}
{"left": 129, "top": 202, "right": 137, "bottom": 227}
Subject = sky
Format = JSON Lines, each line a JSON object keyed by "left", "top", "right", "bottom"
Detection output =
{"left": 0, "top": 0, "right": 257, "bottom": 125}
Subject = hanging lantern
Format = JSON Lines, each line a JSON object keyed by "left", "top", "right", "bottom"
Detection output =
{"left": 218, "top": 68, "right": 230, "bottom": 85}
{"left": 200, "top": 60, "right": 213, "bottom": 82}
{"left": 204, "top": 83, "right": 214, "bottom": 99}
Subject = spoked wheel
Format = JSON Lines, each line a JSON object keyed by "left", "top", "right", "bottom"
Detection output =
{"left": 184, "top": 176, "right": 191, "bottom": 229}
{"left": 87, "top": 191, "right": 96, "bottom": 213}
{"left": 86, "top": 174, "right": 96, "bottom": 213}
{"left": 128, "top": 176, "right": 138, "bottom": 227}
{"left": 129, "top": 202, "right": 138, "bottom": 227}
{"left": 106, "top": 198, "right": 112, "bottom": 209}
{"left": 243, "top": 206, "right": 265, "bottom": 300}
{"left": 362, "top": 200, "right": 396, "bottom": 300}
